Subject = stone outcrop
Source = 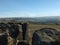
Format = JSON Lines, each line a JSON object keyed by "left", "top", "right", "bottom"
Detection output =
{"left": 32, "top": 28, "right": 60, "bottom": 45}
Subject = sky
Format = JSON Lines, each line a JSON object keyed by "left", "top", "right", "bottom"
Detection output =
{"left": 0, "top": 0, "right": 60, "bottom": 18}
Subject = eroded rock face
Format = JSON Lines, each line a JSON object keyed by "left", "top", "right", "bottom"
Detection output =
{"left": 0, "top": 23, "right": 8, "bottom": 45}
{"left": 32, "top": 28, "right": 60, "bottom": 45}
{"left": 8, "top": 23, "right": 20, "bottom": 39}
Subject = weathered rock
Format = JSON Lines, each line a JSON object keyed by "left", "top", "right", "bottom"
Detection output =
{"left": 32, "top": 28, "right": 60, "bottom": 45}
{"left": 0, "top": 23, "right": 8, "bottom": 45}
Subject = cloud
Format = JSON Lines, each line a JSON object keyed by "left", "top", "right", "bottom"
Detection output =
{"left": 0, "top": 11, "right": 35, "bottom": 18}
{"left": 0, "top": 10, "right": 60, "bottom": 18}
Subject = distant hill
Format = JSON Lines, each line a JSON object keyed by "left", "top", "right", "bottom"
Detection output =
{"left": 0, "top": 16, "right": 60, "bottom": 24}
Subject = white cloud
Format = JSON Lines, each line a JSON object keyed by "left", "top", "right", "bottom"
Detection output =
{"left": 0, "top": 10, "right": 60, "bottom": 18}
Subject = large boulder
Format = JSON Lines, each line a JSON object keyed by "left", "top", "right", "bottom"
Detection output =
{"left": 8, "top": 23, "right": 20, "bottom": 39}
{"left": 0, "top": 23, "right": 8, "bottom": 45}
{"left": 32, "top": 28, "right": 60, "bottom": 45}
